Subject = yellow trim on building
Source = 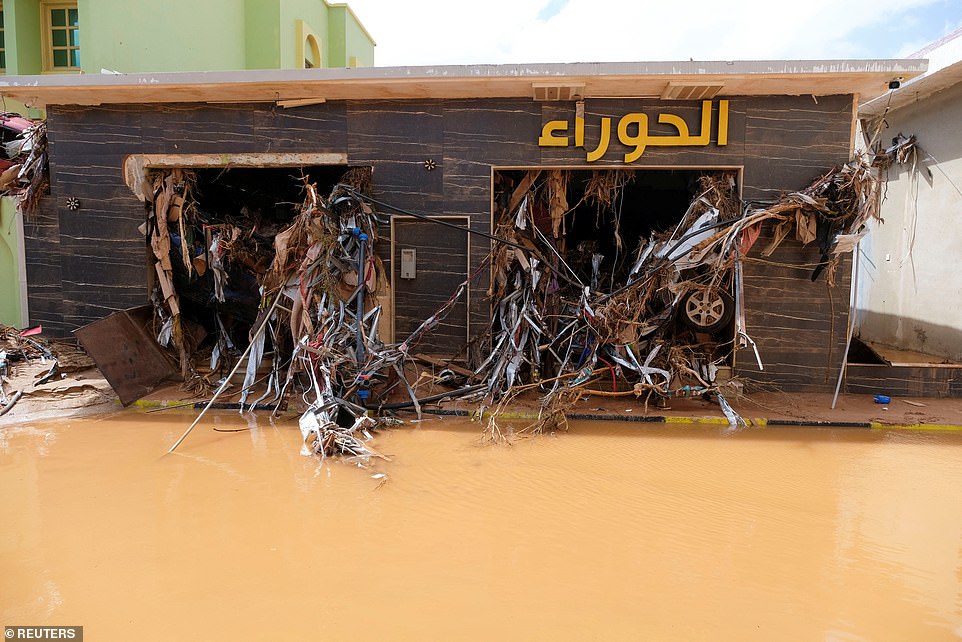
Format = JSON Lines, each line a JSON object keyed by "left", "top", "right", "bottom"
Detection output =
{"left": 296, "top": 19, "right": 322, "bottom": 69}
{"left": 321, "top": 0, "right": 377, "bottom": 46}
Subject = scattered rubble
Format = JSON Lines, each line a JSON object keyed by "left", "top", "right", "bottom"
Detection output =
{"left": 0, "top": 115, "right": 48, "bottom": 217}
{"left": 0, "top": 324, "right": 114, "bottom": 425}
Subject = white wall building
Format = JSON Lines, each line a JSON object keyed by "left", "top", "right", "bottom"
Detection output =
{"left": 858, "top": 28, "right": 962, "bottom": 363}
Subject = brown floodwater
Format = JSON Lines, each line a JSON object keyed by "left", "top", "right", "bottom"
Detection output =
{"left": 2, "top": 411, "right": 962, "bottom": 641}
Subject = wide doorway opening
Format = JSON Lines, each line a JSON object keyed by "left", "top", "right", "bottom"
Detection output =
{"left": 160, "top": 166, "right": 346, "bottom": 348}
{"left": 133, "top": 162, "right": 379, "bottom": 395}
{"left": 487, "top": 167, "right": 741, "bottom": 396}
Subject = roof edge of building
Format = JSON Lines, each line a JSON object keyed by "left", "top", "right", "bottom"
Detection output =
{"left": 0, "top": 59, "right": 927, "bottom": 108}
{"left": 860, "top": 58, "right": 962, "bottom": 117}
{"left": 0, "top": 58, "right": 928, "bottom": 87}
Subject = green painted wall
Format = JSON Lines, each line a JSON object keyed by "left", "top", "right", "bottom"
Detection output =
{"left": 245, "top": 0, "right": 281, "bottom": 69}
{"left": 80, "top": 0, "right": 247, "bottom": 73}
{"left": 340, "top": 7, "right": 374, "bottom": 67}
{"left": 5, "top": 0, "right": 43, "bottom": 75}
{"left": 1, "top": 0, "right": 374, "bottom": 75}
{"left": 279, "top": 0, "right": 329, "bottom": 69}
{"left": 327, "top": 4, "right": 374, "bottom": 67}
{"left": 327, "top": 5, "right": 347, "bottom": 67}
{"left": 0, "top": 197, "right": 24, "bottom": 327}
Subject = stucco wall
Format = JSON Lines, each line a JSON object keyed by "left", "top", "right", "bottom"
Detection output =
{"left": 4, "top": 0, "right": 44, "bottom": 75}
{"left": 279, "top": 0, "right": 330, "bottom": 69}
{"left": 81, "top": 0, "right": 247, "bottom": 73}
{"left": 856, "top": 80, "right": 962, "bottom": 361}
{"left": 327, "top": 4, "right": 375, "bottom": 67}
{"left": 245, "top": 0, "right": 283, "bottom": 69}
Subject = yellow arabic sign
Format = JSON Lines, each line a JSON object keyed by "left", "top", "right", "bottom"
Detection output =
{"left": 539, "top": 99, "right": 729, "bottom": 162}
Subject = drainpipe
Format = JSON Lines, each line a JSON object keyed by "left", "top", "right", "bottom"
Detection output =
{"left": 353, "top": 228, "right": 369, "bottom": 409}
{"left": 353, "top": 227, "right": 367, "bottom": 365}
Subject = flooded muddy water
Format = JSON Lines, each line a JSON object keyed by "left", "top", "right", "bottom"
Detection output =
{"left": 2, "top": 412, "right": 962, "bottom": 641}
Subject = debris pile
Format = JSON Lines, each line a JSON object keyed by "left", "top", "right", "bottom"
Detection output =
{"left": 745, "top": 154, "right": 883, "bottom": 283}
{"left": 0, "top": 116, "right": 48, "bottom": 217}
{"left": 1, "top": 324, "right": 44, "bottom": 416}
{"left": 2, "top": 325, "right": 54, "bottom": 410}
{"left": 475, "top": 169, "right": 755, "bottom": 434}
{"left": 0, "top": 324, "right": 100, "bottom": 419}
{"left": 146, "top": 167, "right": 407, "bottom": 461}
{"left": 478, "top": 157, "right": 883, "bottom": 433}
{"left": 133, "top": 152, "right": 888, "bottom": 456}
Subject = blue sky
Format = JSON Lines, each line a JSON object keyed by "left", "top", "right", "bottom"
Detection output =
{"left": 536, "top": 0, "right": 571, "bottom": 21}
{"left": 346, "top": 0, "right": 962, "bottom": 66}
{"left": 851, "top": 0, "right": 962, "bottom": 56}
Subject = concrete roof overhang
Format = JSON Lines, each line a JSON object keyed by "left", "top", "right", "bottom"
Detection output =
{"left": 0, "top": 59, "right": 927, "bottom": 109}
{"left": 860, "top": 58, "right": 962, "bottom": 117}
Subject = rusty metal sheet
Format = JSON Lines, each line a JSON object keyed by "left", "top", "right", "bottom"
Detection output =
{"left": 75, "top": 306, "right": 177, "bottom": 406}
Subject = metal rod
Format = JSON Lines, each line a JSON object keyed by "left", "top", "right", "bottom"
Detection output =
{"left": 355, "top": 229, "right": 367, "bottom": 365}
{"left": 377, "top": 383, "right": 488, "bottom": 410}
{"left": 831, "top": 243, "right": 860, "bottom": 409}
{"left": 167, "top": 292, "right": 282, "bottom": 454}
{"left": 533, "top": 224, "right": 584, "bottom": 288}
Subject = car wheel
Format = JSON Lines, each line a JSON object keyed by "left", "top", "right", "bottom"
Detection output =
{"left": 680, "top": 288, "right": 734, "bottom": 333}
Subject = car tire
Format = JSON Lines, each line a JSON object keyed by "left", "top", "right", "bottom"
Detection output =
{"left": 680, "top": 288, "right": 734, "bottom": 333}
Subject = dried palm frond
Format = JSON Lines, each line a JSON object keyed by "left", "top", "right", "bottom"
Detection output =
{"left": 546, "top": 169, "right": 568, "bottom": 238}
{"left": 582, "top": 169, "right": 635, "bottom": 211}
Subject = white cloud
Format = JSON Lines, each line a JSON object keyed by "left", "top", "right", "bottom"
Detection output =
{"left": 346, "top": 0, "right": 952, "bottom": 66}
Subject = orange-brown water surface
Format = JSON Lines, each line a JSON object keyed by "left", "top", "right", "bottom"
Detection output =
{"left": 2, "top": 412, "right": 962, "bottom": 641}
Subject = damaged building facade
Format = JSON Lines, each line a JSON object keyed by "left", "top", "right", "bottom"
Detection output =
{"left": 0, "top": 60, "right": 939, "bottom": 420}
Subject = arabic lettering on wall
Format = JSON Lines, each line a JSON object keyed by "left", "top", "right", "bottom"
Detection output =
{"left": 538, "top": 99, "right": 729, "bottom": 162}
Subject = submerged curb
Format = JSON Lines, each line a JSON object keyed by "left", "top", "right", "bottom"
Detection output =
{"left": 421, "top": 407, "right": 962, "bottom": 432}
{"left": 121, "top": 399, "right": 962, "bottom": 432}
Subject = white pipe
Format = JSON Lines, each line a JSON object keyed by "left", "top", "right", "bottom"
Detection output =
{"left": 832, "top": 244, "right": 860, "bottom": 410}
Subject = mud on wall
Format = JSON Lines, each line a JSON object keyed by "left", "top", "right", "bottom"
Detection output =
{"left": 856, "top": 81, "right": 962, "bottom": 362}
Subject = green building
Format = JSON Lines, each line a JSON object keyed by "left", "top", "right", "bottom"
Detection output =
{"left": 1, "top": 0, "right": 375, "bottom": 76}
{"left": 0, "top": 0, "right": 375, "bottom": 327}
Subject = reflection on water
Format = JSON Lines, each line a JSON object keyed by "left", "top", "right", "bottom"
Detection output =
{"left": 2, "top": 412, "right": 962, "bottom": 641}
